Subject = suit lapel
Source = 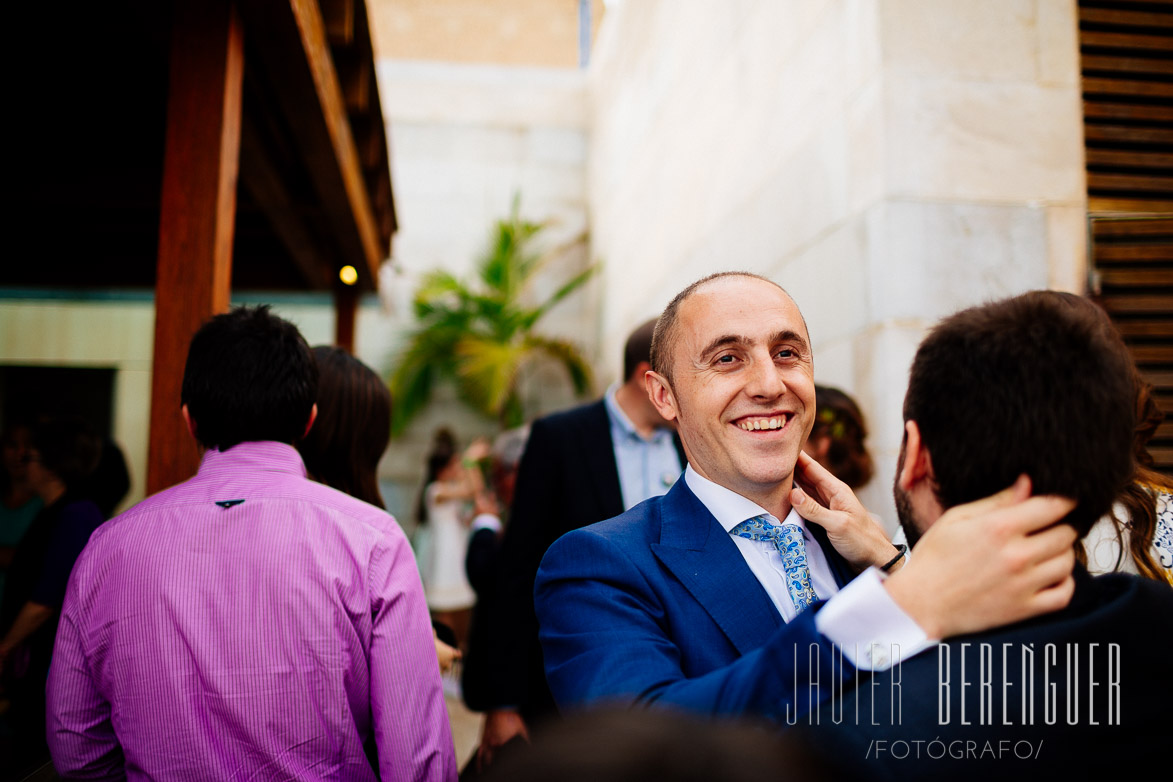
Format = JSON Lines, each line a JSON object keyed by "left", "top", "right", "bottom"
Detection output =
{"left": 650, "top": 482, "right": 782, "bottom": 655}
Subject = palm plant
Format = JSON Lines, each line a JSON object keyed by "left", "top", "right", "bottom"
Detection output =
{"left": 390, "top": 202, "right": 596, "bottom": 435}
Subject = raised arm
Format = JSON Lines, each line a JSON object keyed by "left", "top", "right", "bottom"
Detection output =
{"left": 791, "top": 458, "right": 1077, "bottom": 640}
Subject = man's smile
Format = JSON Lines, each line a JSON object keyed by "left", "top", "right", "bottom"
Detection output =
{"left": 734, "top": 413, "right": 794, "bottom": 432}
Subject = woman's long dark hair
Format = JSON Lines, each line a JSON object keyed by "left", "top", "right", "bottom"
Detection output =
{"left": 297, "top": 346, "right": 392, "bottom": 509}
{"left": 1081, "top": 372, "right": 1173, "bottom": 583}
{"left": 415, "top": 428, "right": 457, "bottom": 525}
{"left": 810, "top": 385, "right": 874, "bottom": 489}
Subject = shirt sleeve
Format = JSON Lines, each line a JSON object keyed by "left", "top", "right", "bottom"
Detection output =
{"left": 814, "top": 567, "right": 933, "bottom": 670}
{"left": 46, "top": 565, "right": 126, "bottom": 779}
{"left": 368, "top": 528, "right": 458, "bottom": 782}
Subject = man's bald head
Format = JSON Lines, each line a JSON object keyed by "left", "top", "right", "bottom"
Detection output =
{"left": 650, "top": 272, "right": 800, "bottom": 385}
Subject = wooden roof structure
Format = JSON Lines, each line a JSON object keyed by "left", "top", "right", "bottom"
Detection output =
{"left": 6, "top": 0, "right": 397, "bottom": 492}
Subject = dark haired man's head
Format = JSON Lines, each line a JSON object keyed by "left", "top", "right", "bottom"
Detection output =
{"left": 298, "top": 346, "right": 392, "bottom": 509}
{"left": 623, "top": 318, "right": 659, "bottom": 382}
{"left": 181, "top": 306, "right": 318, "bottom": 451}
{"left": 896, "top": 291, "right": 1134, "bottom": 548}
{"left": 481, "top": 707, "right": 835, "bottom": 782}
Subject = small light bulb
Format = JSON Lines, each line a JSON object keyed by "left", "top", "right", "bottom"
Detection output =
{"left": 339, "top": 265, "right": 358, "bottom": 286}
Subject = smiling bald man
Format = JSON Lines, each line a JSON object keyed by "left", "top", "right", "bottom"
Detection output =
{"left": 534, "top": 272, "right": 1080, "bottom": 722}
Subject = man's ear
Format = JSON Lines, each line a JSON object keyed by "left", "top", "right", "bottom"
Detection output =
{"left": 644, "top": 370, "right": 679, "bottom": 423}
{"left": 181, "top": 404, "right": 198, "bottom": 442}
{"left": 897, "top": 420, "right": 935, "bottom": 491}
{"left": 302, "top": 404, "right": 318, "bottom": 439}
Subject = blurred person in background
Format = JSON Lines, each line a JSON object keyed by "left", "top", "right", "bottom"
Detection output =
{"left": 76, "top": 436, "right": 131, "bottom": 521}
{"left": 0, "top": 422, "right": 43, "bottom": 605}
{"left": 1082, "top": 367, "right": 1173, "bottom": 583}
{"left": 480, "top": 708, "right": 846, "bottom": 782}
{"left": 0, "top": 416, "right": 102, "bottom": 778}
{"left": 802, "top": 385, "right": 874, "bottom": 489}
{"left": 416, "top": 428, "right": 488, "bottom": 653}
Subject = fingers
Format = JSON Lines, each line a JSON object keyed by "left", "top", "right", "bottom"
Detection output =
{"left": 1027, "top": 573, "right": 1076, "bottom": 616}
{"left": 988, "top": 495, "right": 1077, "bottom": 540}
{"left": 1016, "top": 519, "right": 1077, "bottom": 566}
{"left": 790, "top": 485, "right": 833, "bottom": 529}
{"left": 794, "top": 451, "right": 845, "bottom": 504}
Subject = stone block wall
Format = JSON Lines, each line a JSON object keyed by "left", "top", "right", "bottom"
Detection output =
{"left": 587, "top": 0, "right": 1086, "bottom": 525}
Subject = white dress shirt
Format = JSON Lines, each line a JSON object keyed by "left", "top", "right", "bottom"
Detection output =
{"left": 683, "top": 465, "right": 931, "bottom": 670}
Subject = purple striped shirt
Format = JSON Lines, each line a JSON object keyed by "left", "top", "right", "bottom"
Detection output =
{"left": 47, "top": 442, "right": 456, "bottom": 781}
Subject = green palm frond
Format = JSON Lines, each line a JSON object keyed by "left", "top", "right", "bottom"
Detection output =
{"left": 523, "top": 335, "right": 594, "bottom": 395}
{"left": 454, "top": 337, "right": 526, "bottom": 416}
{"left": 388, "top": 195, "right": 597, "bottom": 432}
{"left": 522, "top": 265, "right": 598, "bottom": 331}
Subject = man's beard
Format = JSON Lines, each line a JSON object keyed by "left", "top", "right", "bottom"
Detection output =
{"left": 893, "top": 443, "right": 924, "bottom": 550}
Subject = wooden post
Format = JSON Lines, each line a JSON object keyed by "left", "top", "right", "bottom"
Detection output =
{"left": 334, "top": 283, "right": 358, "bottom": 354}
{"left": 146, "top": 0, "right": 245, "bottom": 494}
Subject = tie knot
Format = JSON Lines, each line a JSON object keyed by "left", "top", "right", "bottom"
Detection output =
{"left": 731, "top": 514, "right": 787, "bottom": 542}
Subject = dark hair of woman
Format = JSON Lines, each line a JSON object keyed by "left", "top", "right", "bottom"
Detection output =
{"left": 415, "top": 428, "right": 457, "bottom": 524}
{"left": 1080, "top": 372, "right": 1173, "bottom": 583}
{"left": 297, "top": 346, "right": 392, "bottom": 509}
{"left": 807, "top": 385, "right": 874, "bottom": 489}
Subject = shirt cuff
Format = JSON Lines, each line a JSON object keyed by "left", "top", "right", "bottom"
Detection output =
{"left": 814, "top": 567, "right": 933, "bottom": 671}
{"left": 470, "top": 514, "right": 503, "bottom": 534}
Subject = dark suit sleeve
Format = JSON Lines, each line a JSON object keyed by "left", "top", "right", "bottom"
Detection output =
{"left": 535, "top": 525, "right": 850, "bottom": 723}
{"left": 465, "top": 417, "right": 563, "bottom": 712}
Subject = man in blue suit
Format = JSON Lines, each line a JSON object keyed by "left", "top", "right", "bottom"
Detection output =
{"left": 535, "top": 272, "right": 1081, "bottom": 722}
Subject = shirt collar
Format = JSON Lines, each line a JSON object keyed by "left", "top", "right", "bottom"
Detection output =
{"left": 603, "top": 383, "right": 639, "bottom": 438}
{"left": 604, "top": 383, "right": 672, "bottom": 445}
{"left": 683, "top": 464, "right": 804, "bottom": 533}
{"left": 198, "top": 441, "right": 308, "bottom": 478}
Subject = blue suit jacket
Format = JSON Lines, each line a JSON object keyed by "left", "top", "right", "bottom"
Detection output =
{"left": 534, "top": 478, "right": 857, "bottom": 723}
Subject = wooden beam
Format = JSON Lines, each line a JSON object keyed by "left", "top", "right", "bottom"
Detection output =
{"left": 238, "top": 0, "right": 384, "bottom": 289}
{"left": 334, "top": 283, "right": 358, "bottom": 353}
{"left": 321, "top": 0, "right": 355, "bottom": 45}
{"left": 147, "top": 0, "right": 244, "bottom": 494}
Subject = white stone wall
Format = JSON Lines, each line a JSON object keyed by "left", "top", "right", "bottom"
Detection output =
{"left": 373, "top": 60, "right": 598, "bottom": 524}
{"left": 587, "top": 0, "right": 1086, "bottom": 526}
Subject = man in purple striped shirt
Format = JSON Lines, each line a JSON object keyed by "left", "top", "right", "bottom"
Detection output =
{"left": 47, "top": 306, "right": 456, "bottom": 781}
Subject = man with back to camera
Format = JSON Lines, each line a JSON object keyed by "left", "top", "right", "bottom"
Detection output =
{"left": 46, "top": 306, "right": 456, "bottom": 781}
{"left": 463, "top": 318, "right": 686, "bottom": 768}
{"left": 801, "top": 291, "right": 1172, "bottom": 777}
{"left": 535, "top": 272, "right": 1081, "bottom": 721}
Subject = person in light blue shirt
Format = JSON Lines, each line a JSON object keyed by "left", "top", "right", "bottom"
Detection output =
{"left": 604, "top": 319, "right": 685, "bottom": 509}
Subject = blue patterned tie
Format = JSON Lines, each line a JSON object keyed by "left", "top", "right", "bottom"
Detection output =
{"left": 731, "top": 514, "right": 818, "bottom": 613}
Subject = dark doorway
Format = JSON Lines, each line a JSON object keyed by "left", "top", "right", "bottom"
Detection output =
{"left": 0, "top": 366, "right": 117, "bottom": 437}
